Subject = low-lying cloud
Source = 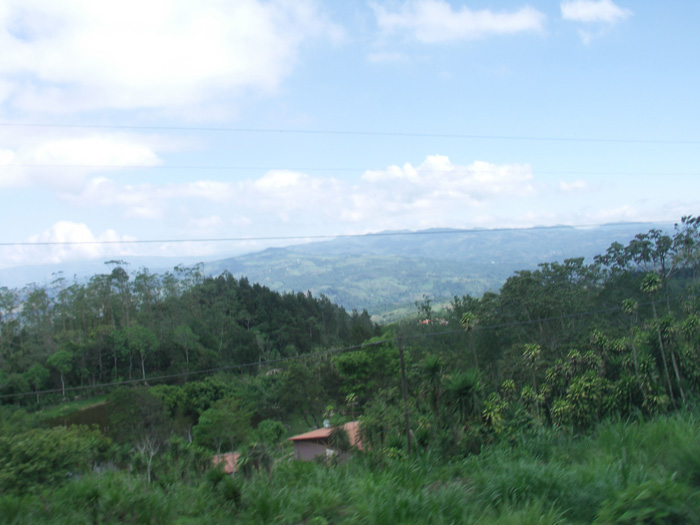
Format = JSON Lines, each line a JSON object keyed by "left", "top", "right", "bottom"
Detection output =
{"left": 62, "top": 155, "right": 538, "bottom": 232}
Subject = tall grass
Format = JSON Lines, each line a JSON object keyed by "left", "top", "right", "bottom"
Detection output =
{"left": 2, "top": 413, "right": 699, "bottom": 523}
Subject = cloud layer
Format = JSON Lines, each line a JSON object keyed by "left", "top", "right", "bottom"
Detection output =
{"left": 0, "top": 131, "right": 164, "bottom": 189}
{"left": 1, "top": 221, "right": 136, "bottom": 268}
{"left": 561, "top": 0, "right": 632, "bottom": 43}
{"left": 4, "top": 149, "right": 695, "bottom": 267}
{"left": 371, "top": 0, "right": 545, "bottom": 43}
{"left": 0, "top": 0, "right": 340, "bottom": 114}
{"left": 59, "top": 155, "right": 537, "bottom": 230}
{"left": 561, "top": 0, "right": 632, "bottom": 24}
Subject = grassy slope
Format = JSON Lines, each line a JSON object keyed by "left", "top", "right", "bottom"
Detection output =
{"left": 4, "top": 413, "right": 699, "bottom": 523}
{"left": 233, "top": 414, "right": 700, "bottom": 524}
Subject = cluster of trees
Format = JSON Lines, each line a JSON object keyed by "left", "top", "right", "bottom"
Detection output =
{"left": 365, "top": 216, "right": 700, "bottom": 454}
{"left": 2, "top": 217, "right": 700, "bottom": 522}
{"left": 0, "top": 264, "right": 379, "bottom": 403}
{"left": 80, "top": 216, "right": 700, "bottom": 464}
{"left": 164, "top": 217, "right": 699, "bottom": 459}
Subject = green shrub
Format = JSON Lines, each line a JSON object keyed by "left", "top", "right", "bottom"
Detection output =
{"left": 255, "top": 419, "right": 287, "bottom": 445}
{"left": 0, "top": 425, "right": 111, "bottom": 494}
{"left": 595, "top": 479, "right": 700, "bottom": 523}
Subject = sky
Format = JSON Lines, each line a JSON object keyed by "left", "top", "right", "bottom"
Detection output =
{"left": 0, "top": 0, "right": 698, "bottom": 270}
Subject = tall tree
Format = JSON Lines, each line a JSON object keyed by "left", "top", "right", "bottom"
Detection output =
{"left": 47, "top": 350, "right": 73, "bottom": 397}
{"left": 125, "top": 325, "right": 158, "bottom": 382}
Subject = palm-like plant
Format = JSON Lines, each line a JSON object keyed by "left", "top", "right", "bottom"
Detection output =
{"left": 329, "top": 426, "right": 352, "bottom": 453}
{"left": 445, "top": 369, "right": 482, "bottom": 426}
{"left": 421, "top": 354, "right": 443, "bottom": 419}
{"left": 238, "top": 442, "right": 273, "bottom": 477}
{"left": 642, "top": 273, "right": 685, "bottom": 406}
{"left": 461, "top": 312, "right": 479, "bottom": 369}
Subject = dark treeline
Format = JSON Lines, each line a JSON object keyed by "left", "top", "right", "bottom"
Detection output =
{"left": 0, "top": 264, "right": 378, "bottom": 402}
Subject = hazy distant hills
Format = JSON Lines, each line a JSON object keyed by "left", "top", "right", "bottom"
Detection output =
{"left": 204, "top": 222, "right": 670, "bottom": 317}
{"left": 0, "top": 222, "right": 672, "bottom": 318}
{"left": 0, "top": 256, "right": 209, "bottom": 290}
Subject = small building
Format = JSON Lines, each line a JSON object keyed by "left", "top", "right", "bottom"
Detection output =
{"left": 288, "top": 421, "right": 362, "bottom": 461}
{"left": 211, "top": 452, "right": 241, "bottom": 474}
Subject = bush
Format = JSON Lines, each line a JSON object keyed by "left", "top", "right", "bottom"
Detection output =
{"left": 255, "top": 419, "right": 287, "bottom": 445}
{"left": 595, "top": 479, "right": 700, "bottom": 523}
{"left": 0, "top": 425, "right": 111, "bottom": 494}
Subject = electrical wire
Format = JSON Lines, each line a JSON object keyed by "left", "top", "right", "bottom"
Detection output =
{"left": 0, "top": 221, "right": 676, "bottom": 247}
{"left": 0, "top": 296, "right": 676, "bottom": 401}
{"left": 0, "top": 121, "right": 698, "bottom": 144}
{"left": 0, "top": 339, "right": 387, "bottom": 400}
{"left": 0, "top": 163, "right": 697, "bottom": 177}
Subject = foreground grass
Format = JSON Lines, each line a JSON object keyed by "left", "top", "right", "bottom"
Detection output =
{"left": 3, "top": 413, "right": 700, "bottom": 523}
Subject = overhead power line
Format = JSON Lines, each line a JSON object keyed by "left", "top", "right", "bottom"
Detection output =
{"left": 0, "top": 296, "right": 675, "bottom": 401}
{"left": 1, "top": 163, "right": 698, "bottom": 178}
{"left": 0, "top": 121, "right": 698, "bottom": 144}
{"left": 0, "top": 221, "right": 675, "bottom": 248}
{"left": 0, "top": 339, "right": 387, "bottom": 400}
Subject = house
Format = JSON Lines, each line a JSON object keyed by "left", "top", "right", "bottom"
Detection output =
{"left": 211, "top": 451, "right": 241, "bottom": 474}
{"left": 288, "top": 421, "right": 362, "bottom": 461}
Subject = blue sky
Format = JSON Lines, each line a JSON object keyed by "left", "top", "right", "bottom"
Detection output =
{"left": 0, "top": 0, "right": 698, "bottom": 269}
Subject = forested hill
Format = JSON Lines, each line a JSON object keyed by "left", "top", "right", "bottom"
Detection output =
{"left": 204, "top": 222, "right": 669, "bottom": 313}
{"left": 0, "top": 270, "right": 378, "bottom": 399}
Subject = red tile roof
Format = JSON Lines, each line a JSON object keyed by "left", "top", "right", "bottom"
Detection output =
{"left": 212, "top": 452, "right": 241, "bottom": 474}
{"left": 288, "top": 421, "right": 362, "bottom": 450}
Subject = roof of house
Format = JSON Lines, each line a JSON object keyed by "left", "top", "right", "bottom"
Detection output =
{"left": 288, "top": 421, "right": 362, "bottom": 450}
{"left": 212, "top": 452, "right": 241, "bottom": 474}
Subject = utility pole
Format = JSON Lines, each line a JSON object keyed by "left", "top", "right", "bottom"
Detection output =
{"left": 397, "top": 333, "right": 412, "bottom": 454}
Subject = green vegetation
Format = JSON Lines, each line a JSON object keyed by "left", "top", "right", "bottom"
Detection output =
{"left": 1, "top": 216, "right": 700, "bottom": 522}
{"left": 204, "top": 222, "right": 663, "bottom": 314}
{"left": 1, "top": 412, "right": 699, "bottom": 523}
{"left": 0, "top": 267, "right": 378, "bottom": 405}
{"left": 36, "top": 396, "right": 108, "bottom": 421}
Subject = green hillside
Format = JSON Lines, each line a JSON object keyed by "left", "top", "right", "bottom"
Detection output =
{"left": 205, "top": 222, "right": 668, "bottom": 314}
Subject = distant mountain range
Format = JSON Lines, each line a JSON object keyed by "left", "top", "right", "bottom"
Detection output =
{"left": 0, "top": 222, "right": 672, "bottom": 318}
{"left": 203, "top": 222, "right": 670, "bottom": 317}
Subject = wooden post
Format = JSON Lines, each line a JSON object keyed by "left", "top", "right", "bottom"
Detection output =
{"left": 397, "top": 333, "right": 412, "bottom": 454}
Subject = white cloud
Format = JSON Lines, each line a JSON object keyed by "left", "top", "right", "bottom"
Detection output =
{"left": 362, "top": 155, "right": 535, "bottom": 198}
{"left": 561, "top": 0, "right": 632, "bottom": 24}
{"left": 559, "top": 180, "right": 588, "bottom": 192}
{"left": 63, "top": 155, "right": 537, "bottom": 234}
{"left": 0, "top": 133, "right": 163, "bottom": 190}
{"left": 6, "top": 159, "right": 694, "bottom": 266}
{"left": 66, "top": 177, "right": 164, "bottom": 219}
{"left": 169, "top": 181, "right": 234, "bottom": 203}
{"left": 561, "top": 0, "right": 631, "bottom": 43}
{"left": 1, "top": 221, "right": 136, "bottom": 268}
{"left": 29, "top": 136, "right": 160, "bottom": 167}
{"left": 0, "top": 0, "right": 341, "bottom": 114}
{"left": 371, "top": 0, "right": 545, "bottom": 43}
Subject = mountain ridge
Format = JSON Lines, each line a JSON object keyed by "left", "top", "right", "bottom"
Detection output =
{"left": 0, "top": 222, "right": 671, "bottom": 317}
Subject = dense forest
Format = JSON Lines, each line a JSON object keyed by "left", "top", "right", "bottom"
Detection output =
{"left": 2, "top": 217, "right": 700, "bottom": 523}
{"left": 0, "top": 266, "right": 378, "bottom": 401}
